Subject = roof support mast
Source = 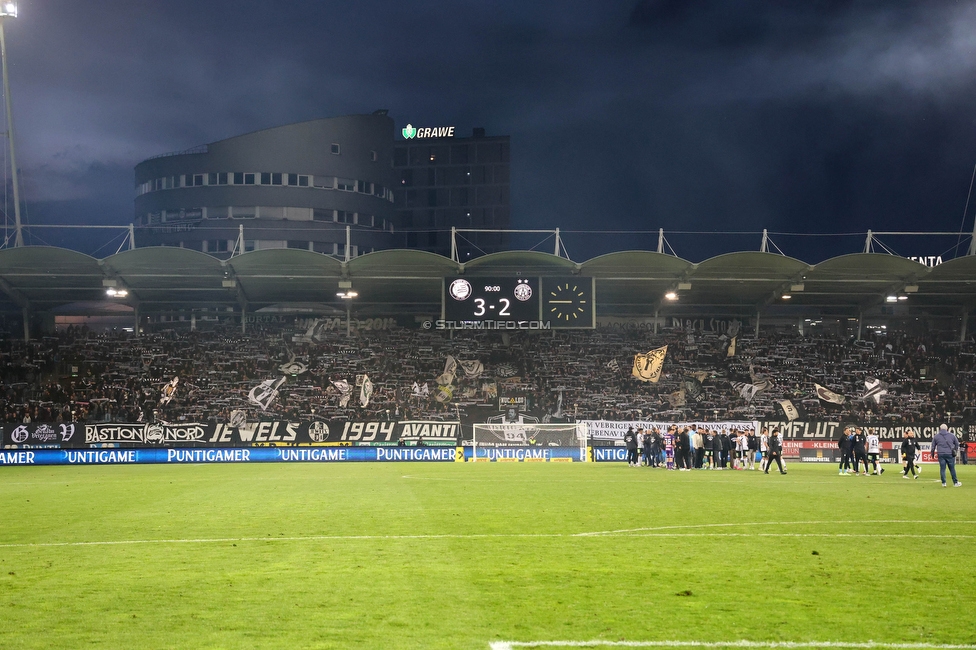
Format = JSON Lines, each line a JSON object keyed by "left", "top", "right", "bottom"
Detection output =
{"left": 0, "top": 4, "right": 23, "bottom": 247}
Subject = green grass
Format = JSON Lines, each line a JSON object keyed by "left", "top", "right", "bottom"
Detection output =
{"left": 0, "top": 462, "right": 974, "bottom": 649}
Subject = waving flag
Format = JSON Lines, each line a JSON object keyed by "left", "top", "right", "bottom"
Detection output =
{"left": 815, "top": 383, "right": 847, "bottom": 405}
{"left": 861, "top": 378, "right": 887, "bottom": 404}
{"left": 248, "top": 377, "right": 286, "bottom": 411}
{"left": 632, "top": 346, "right": 667, "bottom": 382}
{"left": 360, "top": 374, "right": 374, "bottom": 408}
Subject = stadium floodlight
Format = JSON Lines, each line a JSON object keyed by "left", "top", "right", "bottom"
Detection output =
{"left": 0, "top": 3, "right": 16, "bottom": 18}
{"left": 106, "top": 288, "right": 128, "bottom": 298}
{"left": 781, "top": 294, "right": 791, "bottom": 300}
{"left": 886, "top": 295, "right": 898, "bottom": 303}
{"left": 336, "top": 288, "right": 358, "bottom": 337}
{"left": 897, "top": 295, "right": 908, "bottom": 301}
{"left": 664, "top": 291, "right": 678, "bottom": 301}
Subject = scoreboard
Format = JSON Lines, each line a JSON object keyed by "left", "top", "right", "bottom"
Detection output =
{"left": 442, "top": 277, "right": 594, "bottom": 328}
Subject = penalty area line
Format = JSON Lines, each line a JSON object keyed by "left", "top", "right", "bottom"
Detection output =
{"left": 488, "top": 641, "right": 976, "bottom": 649}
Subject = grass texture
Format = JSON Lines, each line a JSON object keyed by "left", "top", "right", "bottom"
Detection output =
{"left": 0, "top": 461, "right": 973, "bottom": 649}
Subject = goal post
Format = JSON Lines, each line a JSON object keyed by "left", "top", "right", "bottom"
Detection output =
{"left": 471, "top": 422, "right": 587, "bottom": 462}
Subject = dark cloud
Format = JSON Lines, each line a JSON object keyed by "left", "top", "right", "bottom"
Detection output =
{"left": 2, "top": 0, "right": 975, "bottom": 260}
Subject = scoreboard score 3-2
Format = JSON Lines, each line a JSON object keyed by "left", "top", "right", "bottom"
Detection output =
{"left": 441, "top": 277, "right": 595, "bottom": 328}
{"left": 443, "top": 277, "right": 540, "bottom": 322}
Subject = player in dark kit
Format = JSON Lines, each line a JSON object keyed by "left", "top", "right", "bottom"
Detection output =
{"left": 838, "top": 428, "right": 854, "bottom": 475}
{"left": 852, "top": 428, "right": 870, "bottom": 476}
{"left": 624, "top": 427, "right": 639, "bottom": 467}
{"left": 763, "top": 429, "right": 787, "bottom": 474}
{"left": 900, "top": 431, "right": 921, "bottom": 479}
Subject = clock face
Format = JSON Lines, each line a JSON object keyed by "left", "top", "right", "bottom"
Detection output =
{"left": 543, "top": 278, "right": 594, "bottom": 328}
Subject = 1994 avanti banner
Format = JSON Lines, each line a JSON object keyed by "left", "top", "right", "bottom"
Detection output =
{"left": 1, "top": 420, "right": 461, "bottom": 449}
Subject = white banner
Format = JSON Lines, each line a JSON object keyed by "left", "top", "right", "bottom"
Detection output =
{"left": 581, "top": 420, "right": 760, "bottom": 441}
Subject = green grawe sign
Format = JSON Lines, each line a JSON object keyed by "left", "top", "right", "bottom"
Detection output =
{"left": 401, "top": 124, "right": 456, "bottom": 139}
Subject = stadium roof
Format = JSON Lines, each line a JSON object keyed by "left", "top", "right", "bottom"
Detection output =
{"left": 0, "top": 246, "right": 972, "bottom": 318}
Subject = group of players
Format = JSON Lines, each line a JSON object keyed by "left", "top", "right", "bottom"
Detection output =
{"left": 621, "top": 423, "right": 962, "bottom": 485}
{"left": 622, "top": 425, "right": 787, "bottom": 474}
{"left": 836, "top": 426, "right": 901, "bottom": 477}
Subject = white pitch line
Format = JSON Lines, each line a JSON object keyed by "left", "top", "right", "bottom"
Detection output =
{"left": 573, "top": 520, "right": 976, "bottom": 537}
{"left": 0, "top": 532, "right": 566, "bottom": 549}
{"left": 488, "top": 641, "right": 976, "bottom": 649}
{"left": 1, "top": 520, "right": 974, "bottom": 550}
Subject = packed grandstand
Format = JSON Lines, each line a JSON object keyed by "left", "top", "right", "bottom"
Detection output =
{"left": 1, "top": 320, "right": 972, "bottom": 428}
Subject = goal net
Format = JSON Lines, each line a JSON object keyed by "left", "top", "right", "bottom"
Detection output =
{"left": 471, "top": 422, "right": 587, "bottom": 462}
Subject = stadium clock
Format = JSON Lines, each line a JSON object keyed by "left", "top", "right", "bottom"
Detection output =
{"left": 541, "top": 277, "right": 595, "bottom": 329}
{"left": 443, "top": 277, "right": 540, "bottom": 322}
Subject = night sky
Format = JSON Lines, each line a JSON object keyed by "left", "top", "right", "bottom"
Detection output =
{"left": 6, "top": 0, "right": 976, "bottom": 261}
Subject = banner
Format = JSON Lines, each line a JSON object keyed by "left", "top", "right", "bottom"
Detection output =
{"left": 0, "top": 423, "right": 85, "bottom": 448}
{"left": 581, "top": 420, "right": 759, "bottom": 442}
{"left": 3, "top": 420, "right": 461, "bottom": 449}
{"left": 759, "top": 420, "right": 965, "bottom": 443}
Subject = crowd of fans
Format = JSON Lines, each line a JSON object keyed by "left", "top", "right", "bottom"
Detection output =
{"left": 0, "top": 319, "right": 973, "bottom": 425}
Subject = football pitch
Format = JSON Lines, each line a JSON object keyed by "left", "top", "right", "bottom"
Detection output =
{"left": 1, "top": 461, "right": 974, "bottom": 649}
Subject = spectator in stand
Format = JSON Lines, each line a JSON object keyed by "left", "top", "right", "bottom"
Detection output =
{"left": 931, "top": 424, "right": 962, "bottom": 487}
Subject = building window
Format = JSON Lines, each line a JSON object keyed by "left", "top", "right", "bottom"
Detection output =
{"left": 217, "top": 172, "right": 228, "bottom": 185}
{"left": 330, "top": 143, "right": 340, "bottom": 155}
{"left": 206, "top": 239, "right": 229, "bottom": 253}
{"left": 298, "top": 175, "right": 309, "bottom": 187}
{"left": 233, "top": 172, "right": 244, "bottom": 185}
{"left": 336, "top": 210, "right": 354, "bottom": 224}
{"left": 260, "top": 172, "right": 271, "bottom": 185}
{"left": 287, "top": 240, "right": 310, "bottom": 250}
{"left": 337, "top": 178, "right": 355, "bottom": 191}
{"left": 244, "top": 240, "right": 257, "bottom": 252}
{"left": 244, "top": 173, "right": 255, "bottom": 185}
{"left": 356, "top": 180, "right": 372, "bottom": 194}
{"left": 287, "top": 173, "right": 298, "bottom": 186}
{"left": 313, "top": 209, "right": 334, "bottom": 222}
{"left": 208, "top": 172, "right": 219, "bottom": 185}
{"left": 314, "top": 176, "right": 334, "bottom": 189}
{"left": 193, "top": 174, "right": 204, "bottom": 186}
{"left": 272, "top": 173, "right": 282, "bottom": 185}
